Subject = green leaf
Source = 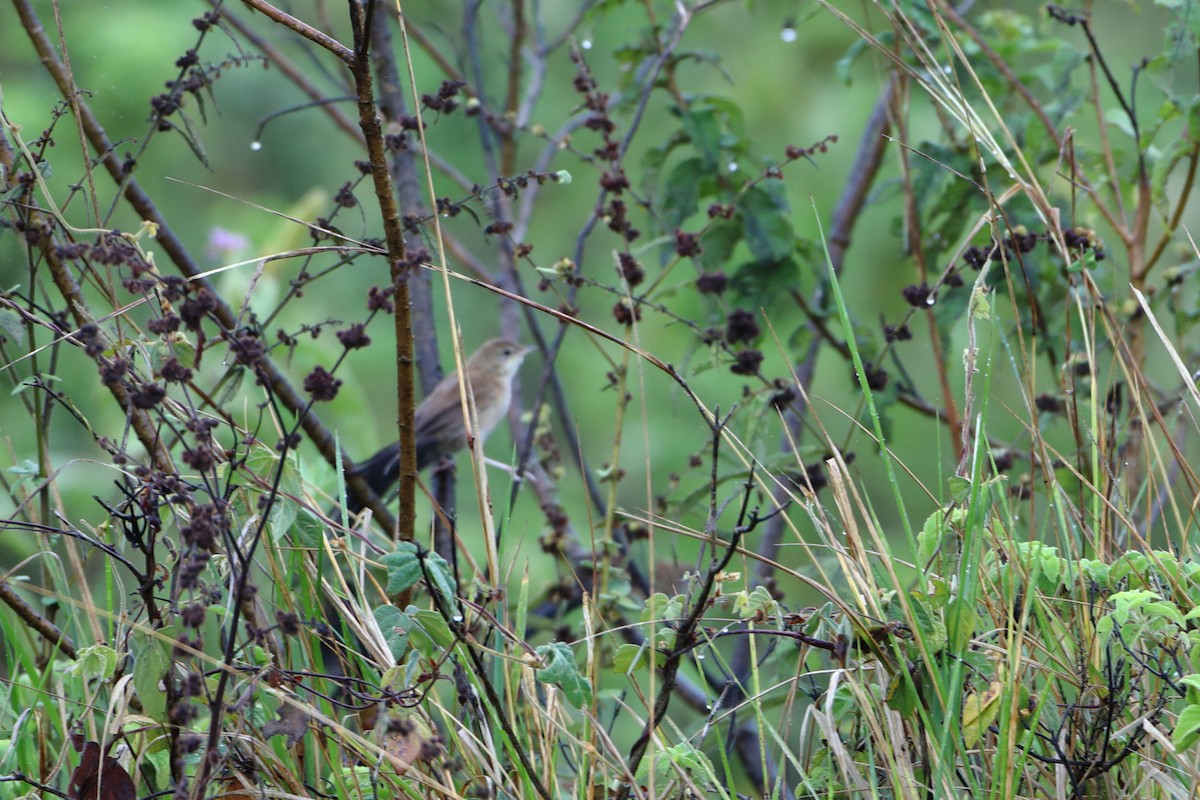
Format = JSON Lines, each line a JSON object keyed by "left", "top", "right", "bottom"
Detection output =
{"left": 828, "top": 679, "right": 861, "bottom": 720}
{"left": 638, "top": 742, "right": 718, "bottom": 789}
{"left": 731, "top": 585, "right": 780, "bottom": 620}
{"left": 375, "top": 605, "right": 456, "bottom": 658}
{"left": 1079, "top": 558, "right": 1112, "bottom": 588}
{"left": 292, "top": 509, "right": 324, "bottom": 549}
{"left": 737, "top": 183, "right": 794, "bottom": 263}
{"left": 0, "top": 309, "right": 26, "bottom": 347}
{"left": 946, "top": 597, "right": 978, "bottom": 653}
{"left": 131, "top": 628, "right": 171, "bottom": 721}
{"left": 612, "top": 642, "right": 667, "bottom": 672}
{"left": 642, "top": 592, "right": 687, "bottom": 624}
{"left": 835, "top": 38, "right": 872, "bottom": 84}
{"left": 410, "top": 608, "right": 456, "bottom": 651}
{"left": 535, "top": 641, "right": 593, "bottom": 707}
{"left": 729, "top": 256, "right": 800, "bottom": 309}
{"left": 885, "top": 668, "right": 920, "bottom": 716}
{"left": 661, "top": 157, "right": 705, "bottom": 230}
{"left": 968, "top": 283, "right": 993, "bottom": 321}
{"left": 241, "top": 447, "right": 301, "bottom": 541}
{"left": 695, "top": 219, "right": 743, "bottom": 273}
{"left": 680, "top": 106, "right": 722, "bottom": 167}
{"left": 1173, "top": 703, "right": 1200, "bottom": 751}
{"left": 374, "top": 605, "right": 409, "bottom": 661}
{"left": 1015, "top": 541, "right": 1065, "bottom": 591}
{"left": 947, "top": 476, "right": 972, "bottom": 503}
{"left": 907, "top": 595, "right": 947, "bottom": 653}
{"left": 1145, "top": 599, "right": 1185, "bottom": 627}
{"left": 918, "top": 507, "right": 963, "bottom": 567}
{"left": 640, "top": 130, "right": 689, "bottom": 192}
{"left": 381, "top": 542, "right": 457, "bottom": 602}
{"left": 1109, "top": 589, "right": 1162, "bottom": 628}
{"left": 12, "top": 374, "right": 59, "bottom": 396}
{"left": 271, "top": 453, "right": 301, "bottom": 541}
{"left": 72, "top": 644, "right": 119, "bottom": 681}
{"left": 381, "top": 546, "right": 423, "bottom": 590}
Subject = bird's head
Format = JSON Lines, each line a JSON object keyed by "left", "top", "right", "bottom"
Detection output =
{"left": 470, "top": 338, "right": 532, "bottom": 380}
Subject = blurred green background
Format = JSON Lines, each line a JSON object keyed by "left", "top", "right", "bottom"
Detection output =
{"left": 0, "top": 0, "right": 1186, "bottom": 595}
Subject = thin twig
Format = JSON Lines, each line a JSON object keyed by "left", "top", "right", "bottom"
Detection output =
{"left": 10, "top": 0, "right": 400, "bottom": 531}
{"left": 239, "top": 0, "right": 355, "bottom": 65}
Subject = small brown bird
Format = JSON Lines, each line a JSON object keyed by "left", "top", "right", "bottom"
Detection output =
{"left": 348, "top": 338, "right": 531, "bottom": 511}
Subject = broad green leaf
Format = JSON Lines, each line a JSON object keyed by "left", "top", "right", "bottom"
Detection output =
{"left": 737, "top": 183, "right": 794, "bottom": 263}
{"left": 885, "top": 669, "right": 919, "bottom": 716}
{"left": 535, "top": 641, "right": 593, "bottom": 707}
{"left": 680, "top": 106, "right": 722, "bottom": 167}
{"left": 381, "top": 542, "right": 456, "bottom": 603}
{"left": 1173, "top": 703, "right": 1200, "bottom": 751}
{"left": 661, "top": 157, "right": 705, "bottom": 230}
{"left": 732, "top": 585, "right": 779, "bottom": 620}
{"left": 72, "top": 644, "right": 119, "bottom": 681}
{"left": 729, "top": 256, "right": 800, "bottom": 310}
{"left": 411, "top": 608, "right": 456, "bottom": 650}
{"left": 292, "top": 508, "right": 324, "bottom": 549}
{"left": 131, "top": 628, "right": 171, "bottom": 721}
{"left": 613, "top": 642, "right": 668, "bottom": 672}
{"left": 374, "top": 605, "right": 409, "bottom": 661}
{"left": 638, "top": 741, "right": 719, "bottom": 790}
{"left": 695, "top": 219, "right": 743, "bottom": 273}
{"left": 642, "top": 592, "right": 687, "bottom": 624}
{"left": 0, "top": 309, "right": 26, "bottom": 346}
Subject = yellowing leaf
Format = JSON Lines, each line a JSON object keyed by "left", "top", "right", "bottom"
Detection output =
{"left": 962, "top": 681, "right": 1002, "bottom": 748}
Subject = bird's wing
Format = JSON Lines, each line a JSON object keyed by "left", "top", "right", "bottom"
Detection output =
{"left": 413, "top": 378, "right": 465, "bottom": 445}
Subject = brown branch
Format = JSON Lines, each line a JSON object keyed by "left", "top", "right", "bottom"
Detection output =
{"left": 404, "top": 16, "right": 470, "bottom": 89}
{"left": 11, "top": 0, "right": 399, "bottom": 531}
{"left": 501, "top": 0, "right": 526, "bottom": 174}
{"left": 239, "top": 0, "right": 355, "bottom": 65}
{"left": 218, "top": 3, "right": 365, "bottom": 143}
{"left": 615, "top": 424, "right": 755, "bottom": 800}
{"left": 367, "top": 9, "right": 455, "bottom": 554}
{"left": 348, "top": 4, "right": 417, "bottom": 542}
{"left": 1144, "top": 138, "right": 1200, "bottom": 273}
{"left": 720, "top": 74, "right": 899, "bottom": 800}
{"left": 0, "top": 578, "right": 78, "bottom": 660}
{"left": 756, "top": 73, "right": 899, "bottom": 569}
{"left": 39, "top": 238, "right": 175, "bottom": 474}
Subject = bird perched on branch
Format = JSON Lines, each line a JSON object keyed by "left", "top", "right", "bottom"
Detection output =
{"left": 346, "top": 338, "right": 531, "bottom": 512}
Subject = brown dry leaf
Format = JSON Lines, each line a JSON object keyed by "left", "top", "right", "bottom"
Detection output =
{"left": 219, "top": 777, "right": 255, "bottom": 800}
{"left": 67, "top": 741, "right": 136, "bottom": 800}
